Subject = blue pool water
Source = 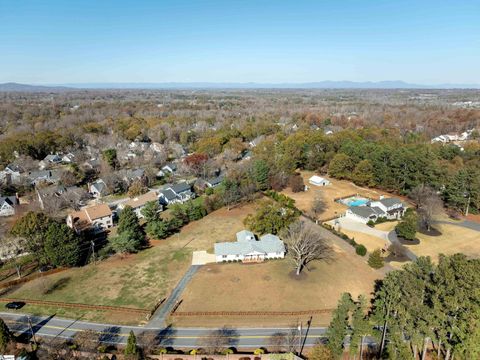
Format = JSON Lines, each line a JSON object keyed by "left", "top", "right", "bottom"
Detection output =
{"left": 348, "top": 199, "right": 369, "bottom": 207}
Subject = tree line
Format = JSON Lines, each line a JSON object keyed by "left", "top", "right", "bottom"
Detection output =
{"left": 325, "top": 254, "right": 480, "bottom": 359}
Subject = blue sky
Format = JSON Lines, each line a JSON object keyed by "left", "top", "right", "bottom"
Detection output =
{"left": 1, "top": 0, "right": 479, "bottom": 84}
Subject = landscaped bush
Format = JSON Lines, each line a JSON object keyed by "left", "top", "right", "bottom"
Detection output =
{"left": 355, "top": 244, "right": 367, "bottom": 256}
{"left": 367, "top": 220, "right": 375, "bottom": 227}
{"left": 368, "top": 249, "right": 384, "bottom": 269}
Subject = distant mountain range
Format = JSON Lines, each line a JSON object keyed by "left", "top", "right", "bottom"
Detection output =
{"left": 1, "top": 81, "right": 480, "bottom": 91}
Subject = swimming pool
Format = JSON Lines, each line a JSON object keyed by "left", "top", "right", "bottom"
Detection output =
{"left": 338, "top": 196, "right": 370, "bottom": 207}
{"left": 348, "top": 199, "right": 369, "bottom": 207}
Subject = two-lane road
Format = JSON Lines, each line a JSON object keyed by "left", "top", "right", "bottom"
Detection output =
{"left": 1, "top": 312, "right": 331, "bottom": 348}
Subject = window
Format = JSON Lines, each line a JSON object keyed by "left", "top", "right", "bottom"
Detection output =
{"left": 222, "top": 255, "right": 227, "bottom": 259}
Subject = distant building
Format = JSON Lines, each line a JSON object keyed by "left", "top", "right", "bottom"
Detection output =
{"left": 214, "top": 230, "right": 286, "bottom": 263}
{"left": 159, "top": 182, "right": 195, "bottom": 205}
{"left": 309, "top": 175, "right": 330, "bottom": 187}
{"left": 158, "top": 162, "right": 177, "bottom": 177}
{"left": 89, "top": 179, "right": 108, "bottom": 198}
{"left": 345, "top": 197, "right": 405, "bottom": 224}
{"left": 67, "top": 203, "right": 113, "bottom": 234}
{"left": 0, "top": 195, "right": 19, "bottom": 217}
{"left": 37, "top": 185, "right": 88, "bottom": 210}
{"left": 0, "top": 164, "right": 24, "bottom": 185}
{"left": 205, "top": 174, "right": 224, "bottom": 188}
{"left": 118, "top": 191, "right": 161, "bottom": 219}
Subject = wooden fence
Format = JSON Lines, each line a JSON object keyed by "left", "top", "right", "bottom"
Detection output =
{"left": 171, "top": 309, "right": 333, "bottom": 317}
{"left": 0, "top": 267, "right": 66, "bottom": 289}
{"left": 0, "top": 297, "right": 150, "bottom": 315}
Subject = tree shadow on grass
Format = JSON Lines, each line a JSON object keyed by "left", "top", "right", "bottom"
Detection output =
{"left": 43, "top": 276, "right": 71, "bottom": 295}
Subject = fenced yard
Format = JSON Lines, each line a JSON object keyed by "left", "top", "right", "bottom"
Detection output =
{"left": 1, "top": 202, "right": 257, "bottom": 324}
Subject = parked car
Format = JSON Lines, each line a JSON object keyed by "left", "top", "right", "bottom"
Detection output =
{"left": 5, "top": 301, "right": 25, "bottom": 309}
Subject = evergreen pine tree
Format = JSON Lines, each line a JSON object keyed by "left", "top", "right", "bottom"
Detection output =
{"left": 349, "top": 295, "right": 370, "bottom": 359}
{"left": 326, "top": 293, "right": 354, "bottom": 359}
{"left": 253, "top": 159, "right": 270, "bottom": 191}
{"left": 125, "top": 330, "right": 137, "bottom": 356}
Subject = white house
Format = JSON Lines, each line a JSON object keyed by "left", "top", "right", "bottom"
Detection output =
{"left": 39, "top": 154, "right": 62, "bottom": 169}
{"left": 0, "top": 196, "right": 18, "bottom": 217}
{"left": 344, "top": 197, "right": 405, "bottom": 224}
{"left": 159, "top": 182, "right": 194, "bottom": 205}
{"left": 89, "top": 179, "right": 108, "bottom": 198}
{"left": 205, "top": 174, "right": 224, "bottom": 188}
{"left": 158, "top": 163, "right": 177, "bottom": 177}
{"left": 62, "top": 153, "right": 76, "bottom": 163}
{"left": 67, "top": 203, "right": 113, "bottom": 234}
{"left": 214, "top": 230, "right": 286, "bottom": 263}
{"left": 118, "top": 191, "right": 161, "bottom": 219}
{"left": 0, "top": 164, "right": 24, "bottom": 185}
{"left": 309, "top": 175, "right": 330, "bottom": 186}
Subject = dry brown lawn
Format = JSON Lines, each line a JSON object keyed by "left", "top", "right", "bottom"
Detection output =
{"left": 173, "top": 240, "right": 382, "bottom": 327}
{"left": 340, "top": 230, "right": 386, "bottom": 252}
{"left": 282, "top": 171, "right": 400, "bottom": 221}
{"left": 405, "top": 222, "right": 480, "bottom": 262}
{"left": 374, "top": 221, "right": 399, "bottom": 232}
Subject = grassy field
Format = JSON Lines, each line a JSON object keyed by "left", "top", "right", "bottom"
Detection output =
{"left": 2, "top": 202, "right": 257, "bottom": 324}
{"left": 172, "top": 237, "right": 382, "bottom": 327}
{"left": 405, "top": 221, "right": 480, "bottom": 262}
{"left": 282, "top": 171, "right": 400, "bottom": 221}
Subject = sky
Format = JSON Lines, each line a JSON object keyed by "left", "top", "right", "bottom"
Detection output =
{"left": 1, "top": 0, "right": 480, "bottom": 85}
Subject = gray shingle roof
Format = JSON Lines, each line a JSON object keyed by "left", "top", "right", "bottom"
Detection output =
{"left": 170, "top": 182, "right": 191, "bottom": 194}
{"left": 348, "top": 206, "right": 378, "bottom": 218}
{"left": 206, "top": 175, "right": 224, "bottom": 186}
{"left": 215, "top": 231, "right": 285, "bottom": 256}
{"left": 0, "top": 196, "right": 18, "bottom": 207}
{"left": 236, "top": 230, "right": 255, "bottom": 242}
{"left": 159, "top": 188, "right": 177, "bottom": 201}
{"left": 378, "top": 198, "right": 403, "bottom": 207}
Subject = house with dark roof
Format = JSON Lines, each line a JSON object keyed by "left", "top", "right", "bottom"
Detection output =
{"left": 39, "top": 154, "right": 62, "bottom": 169}
{"left": 205, "top": 174, "right": 224, "bottom": 188}
{"left": 158, "top": 162, "right": 178, "bottom": 177}
{"left": 159, "top": 182, "right": 195, "bottom": 205}
{"left": 214, "top": 230, "right": 286, "bottom": 263}
{"left": 0, "top": 195, "right": 19, "bottom": 217}
{"left": 27, "top": 170, "right": 61, "bottom": 186}
{"left": 36, "top": 185, "right": 89, "bottom": 210}
{"left": 345, "top": 197, "right": 405, "bottom": 224}
{"left": 89, "top": 179, "right": 108, "bottom": 198}
{"left": 122, "top": 168, "right": 145, "bottom": 184}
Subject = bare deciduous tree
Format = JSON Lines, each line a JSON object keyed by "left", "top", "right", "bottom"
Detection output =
{"left": 284, "top": 221, "right": 332, "bottom": 275}
{"left": 268, "top": 332, "right": 287, "bottom": 353}
{"left": 198, "top": 327, "right": 238, "bottom": 354}
{"left": 410, "top": 184, "right": 444, "bottom": 231}
{"left": 311, "top": 194, "right": 327, "bottom": 217}
{"left": 73, "top": 329, "right": 100, "bottom": 352}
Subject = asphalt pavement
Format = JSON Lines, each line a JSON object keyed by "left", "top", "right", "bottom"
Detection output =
{"left": 0, "top": 312, "right": 339, "bottom": 348}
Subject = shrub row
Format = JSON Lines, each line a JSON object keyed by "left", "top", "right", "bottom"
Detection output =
{"left": 322, "top": 223, "right": 367, "bottom": 257}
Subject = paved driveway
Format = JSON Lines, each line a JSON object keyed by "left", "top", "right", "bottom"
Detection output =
{"left": 192, "top": 251, "right": 216, "bottom": 265}
{"left": 327, "top": 217, "right": 418, "bottom": 261}
{"left": 329, "top": 217, "right": 390, "bottom": 241}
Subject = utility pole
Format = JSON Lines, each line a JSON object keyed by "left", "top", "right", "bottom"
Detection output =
{"left": 297, "top": 322, "right": 302, "bottom": 356}
{"left": 91, "top": 240, "right": 96, "bottom": 265}
{"left": 465, "top": 194, "right": 471, "bottom": 216}
{"left": 27, "top": 316, "right": 37, "bottom": 349}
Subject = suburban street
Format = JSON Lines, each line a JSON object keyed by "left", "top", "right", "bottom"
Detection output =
{"left": 0, "top": 312, "right": 378, "bottom": 349}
